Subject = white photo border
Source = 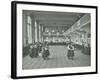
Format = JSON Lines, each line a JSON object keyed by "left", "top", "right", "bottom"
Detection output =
{"left": 11, "top": 1, "right": 98, "bottom": 79}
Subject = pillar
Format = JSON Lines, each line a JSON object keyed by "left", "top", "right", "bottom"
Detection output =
{"left": 41, "top": 25, "right": 44, "bottom": 42}
{"left": 37, "top": 21, "right": 39, "bottom": 42}
{"left": 31, "top": 15, "right": 35, "bottom": 44}
{"left": 35, "top": 20, "right": 38, "bottom": 42}
{"left": 39, "top": 24, "right": 41, "bottom": 42}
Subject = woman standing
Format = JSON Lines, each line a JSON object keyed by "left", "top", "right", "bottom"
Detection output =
{"left": 42, "top": 44, "right": 50, "bottom": 60}
{"left": 67, "top": 43, "right": 75, "bottom": 60}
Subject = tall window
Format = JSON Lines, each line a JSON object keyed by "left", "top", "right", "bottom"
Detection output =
{"left": 27, "top": 16, "right": 32, "bottom": 44}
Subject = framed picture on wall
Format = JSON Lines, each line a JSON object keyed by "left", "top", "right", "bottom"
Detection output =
{"left": 11, "top": 1, "right": 98, "bottom": 79}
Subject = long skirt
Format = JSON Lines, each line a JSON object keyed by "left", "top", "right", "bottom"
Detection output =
{"left": 42, "top": 50, "right": 50, "bottom": 60}
{"left": 67, "top": 50, "right": 74, "bottom": 58}
{"left": 30, "top": 48, "right": 38, "bottom": 58}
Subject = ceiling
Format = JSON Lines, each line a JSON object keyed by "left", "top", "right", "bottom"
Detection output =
{"left": 24, "top": 10, "right": 85, "bottom": 31}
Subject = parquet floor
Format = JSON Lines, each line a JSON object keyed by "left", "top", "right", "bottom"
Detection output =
{"left": 22, "top": 46, "right": 90, "bottom": 70}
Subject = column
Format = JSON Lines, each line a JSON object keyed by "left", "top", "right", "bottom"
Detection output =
{"left": 31, "top": 15, "right": 35, "bottom": 44}
{"left": 37, "top": 21, "right": 39, "bottom": 42}
{"left": 35, "top": 20, "right": 38, "bottom": 42}
{"left": 39, "top": 24, "right": 41, "bottom": 42}
{"left": 42, "top": 26, "right": 45, "bottom": 42}
{"left": 41, "top": 25, "right": 44, "bottom": 42}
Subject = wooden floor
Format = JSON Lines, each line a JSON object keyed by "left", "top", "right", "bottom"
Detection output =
{"left": 22, "top": 46, "right": 90, "bottom": 70}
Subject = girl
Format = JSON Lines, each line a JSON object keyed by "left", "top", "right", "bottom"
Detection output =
{"left": 42, "top": 44, "right": 50, "bottom": 60}
{"left": 67, "top": 43, "right": 75, "bottom": 60}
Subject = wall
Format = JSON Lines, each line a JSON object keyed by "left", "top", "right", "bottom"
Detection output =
{"left": 0, "top": 0, "right": 99, "bottom": 80}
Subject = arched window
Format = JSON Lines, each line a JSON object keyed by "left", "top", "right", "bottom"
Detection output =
{"left": 27, "top": 15, "right": 32, "bottom": 44}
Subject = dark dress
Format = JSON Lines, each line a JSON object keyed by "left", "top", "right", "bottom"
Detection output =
{"left": 42, "top": 48, "right": 50, "bottom": 60}
{"left": 23, "top": 46, "right": 30, "bottom": 57}
{"left": 67, "top": 45, "right": 74, "bottom": 58}
{"left": 67, "top": 50, "right": 74, "bottom": 58}
{"left": 38, "top": 44, "right": 42, "bottom": 52}
{"left": 30, "top": 47, "right": 38, "bottom": 58}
